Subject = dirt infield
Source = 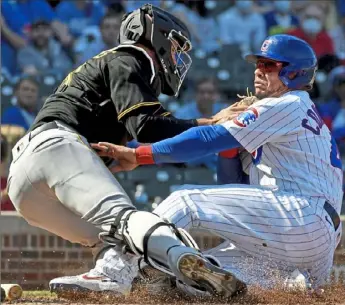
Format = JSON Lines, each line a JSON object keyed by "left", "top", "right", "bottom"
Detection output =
{"left": 7, "top": 283, "right": 345, "bottom": 305}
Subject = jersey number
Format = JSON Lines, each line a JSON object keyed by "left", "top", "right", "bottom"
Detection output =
{"left": 302, "top": 105, "right": 342, "bottom": 170}
{"left": 330, "top": 135, "right": 342, "bottom": 170}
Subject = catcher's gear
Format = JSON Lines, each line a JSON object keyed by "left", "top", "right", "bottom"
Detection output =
{"left": 98, "top": 209, "right": 200, "bottom": 276}
{"left": 118, "top": 4, "right": 192, "bottom": 97}
{"left": 245, "top": 34, "right": 317, "bottom": 90}
{"left": 98, "top": 210, "right": 243, "bottom": 297}
{"left": 212, "top": 89, "right": 259, "bottom": 125}
{"left": 234, "top": 89, "right": 259, "bottom": 107}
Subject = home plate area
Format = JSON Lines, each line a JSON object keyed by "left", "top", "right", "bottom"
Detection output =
{"left": 8, "top": 282, "right": 345, "bottom": 305}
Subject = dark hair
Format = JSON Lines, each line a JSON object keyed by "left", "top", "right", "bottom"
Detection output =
{"left": 100, "top": 11, "right": 123, "bottom": 27}
{"left": 317, "top": 54, "right": 340, "bottom": 74}
{"left": 175, "top": 0, "right": 208, "bottom": 17}
{"left": 31, "top": 20, "right": 50, "bottom": 30}
{"left": 14, "top": 76, "right": 40, "bottom": 91}
{"left": 107, "top": 2, "right": 125, "bottom": 14}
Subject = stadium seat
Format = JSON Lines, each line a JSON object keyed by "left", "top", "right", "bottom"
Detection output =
{"left": 155, "top": 166, "right": 184, "bottom": 184}
{"left": 118, "top": 180, "right": 136, "bottom": 201}
{"left": 216, "top": 48, "right": 255, "bottom": 93}
{"left": 1, "top": 125, "right": 26, "bottom": 166}
{"left": 183, "top": 168, "right": 217, "bottom": 185}
{"left": 144, "top": 181, "right": 172, "bottom": 198}
{"left": 207, "top": 1, "right": 233, "bottom": 17}
{"left": 218, "top": 44, "right": 242, "bottom": 63}
{"left": 39, "top": 73, "right": 59, "bottom": 98}
{"left": 1, "top": 125, "right": 26, "bottom": 147}
{"left": 126, "top": 166, "right": 160, "bottom": 183}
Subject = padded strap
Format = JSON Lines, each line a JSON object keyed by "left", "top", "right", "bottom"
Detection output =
{"left": 109, "top": 207, "right": 136, "bottom": 237}
{"left": 143, "top": 222, "right": 173, "bottom": 265}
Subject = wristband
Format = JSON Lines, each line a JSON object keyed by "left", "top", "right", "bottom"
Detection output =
{"left": 219, "top": 148, "right": 239, "bottom": 158}
{"left": 135, "top": 146, "right": 155, "bottom": 165}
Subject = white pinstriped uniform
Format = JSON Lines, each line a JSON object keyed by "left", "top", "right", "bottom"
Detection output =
{"left": 153, "top": 90, "right": 343, "bottom": 288}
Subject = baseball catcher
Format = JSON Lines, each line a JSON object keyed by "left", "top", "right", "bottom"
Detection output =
{"left": 7, "top": 4, "right": 247, "bottom": 298}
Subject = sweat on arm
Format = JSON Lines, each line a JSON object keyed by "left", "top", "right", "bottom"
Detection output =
{"left": 107, "top": 54, "right": 197, "bottom": 143}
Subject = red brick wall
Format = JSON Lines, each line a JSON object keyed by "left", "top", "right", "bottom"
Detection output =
{"left": 1, "top": 233, "right": 93, "bottom": 290}
{"left": 1, "top": 214, "right": 344, "bottom": 290}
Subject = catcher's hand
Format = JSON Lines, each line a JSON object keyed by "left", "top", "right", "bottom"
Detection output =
{"left": 212, "top": 90, "right": 259, "bottom": 124}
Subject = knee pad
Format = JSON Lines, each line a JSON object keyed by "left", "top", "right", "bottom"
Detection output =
{"left": 99, "top": 208, "right": 200, "bottom": 276}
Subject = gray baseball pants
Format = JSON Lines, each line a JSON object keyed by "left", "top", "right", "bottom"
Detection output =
{"left": 7, "top": 120, "right": 135, "bottom": 247}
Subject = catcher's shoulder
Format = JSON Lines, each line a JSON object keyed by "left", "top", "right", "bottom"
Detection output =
{"left": 104, "top": 47, "right": 153, "bottom": 76}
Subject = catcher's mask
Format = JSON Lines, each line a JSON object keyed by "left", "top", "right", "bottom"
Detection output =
{"left": 118, "top": 4, "right": 192, "bottom": 97}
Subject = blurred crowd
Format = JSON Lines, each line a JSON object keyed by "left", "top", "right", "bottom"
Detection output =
{"left": 1, "top": 0, "right": 345, "bottom": 211}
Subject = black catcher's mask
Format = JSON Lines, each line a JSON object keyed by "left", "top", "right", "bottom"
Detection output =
{"left": 118, "top": 3, "right": 192, "bottom": 96}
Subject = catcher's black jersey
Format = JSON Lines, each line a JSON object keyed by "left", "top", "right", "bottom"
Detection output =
{"left": 31, "top": 46, "right": 197, "bottom": 146}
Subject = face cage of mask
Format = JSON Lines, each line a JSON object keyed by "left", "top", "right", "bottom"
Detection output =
{"left": 168, "top": 31, "right": 192, "bottom": 96}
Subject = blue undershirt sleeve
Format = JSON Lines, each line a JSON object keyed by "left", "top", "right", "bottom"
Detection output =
{"left": 151, "top": 124, "right": 241, "bottom": 164}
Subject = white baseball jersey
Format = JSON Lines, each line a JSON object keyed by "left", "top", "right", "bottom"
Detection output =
{"left": 149, "top": 90, "right": 344, "bottom": 289}
{"left": 64, "top": 90, "right": 344, "bottom": 291}
{"left": 222, "top": 90, "right": 343, "bottom": 212}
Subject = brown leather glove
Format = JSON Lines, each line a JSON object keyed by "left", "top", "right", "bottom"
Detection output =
{"left": 212, "top": 91, "right": 259, "bottom": 124}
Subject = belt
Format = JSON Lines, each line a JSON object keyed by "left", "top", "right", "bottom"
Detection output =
{"left": 324, "top": 201, "right": 340, "bottom": 231}
{"left": 29, "top": 121, "right": 59, "bottom": 141}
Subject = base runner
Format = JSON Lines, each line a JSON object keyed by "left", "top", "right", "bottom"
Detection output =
{"left": 93, "top": 34, "right": 343, "bottom": 292}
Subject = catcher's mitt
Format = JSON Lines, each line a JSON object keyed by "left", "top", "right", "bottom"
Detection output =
{"left": 234, "top": 88, "right": 259, "bottom": 107}
{"left": 212, "top": 88, "right": 259, "bottom": 124}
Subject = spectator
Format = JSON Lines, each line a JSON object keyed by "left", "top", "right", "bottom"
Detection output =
{"left": 336, "top": 0, "right": 345, "bottom": 15}
{"left": 76, "top": 12, "right": 122, "bottom": 66}
{"left": 0, "top": 134, "right": 15, "bottom": 211}
{"left": 105, "top": 0, "right": 125, "bottom": 14}
{"left": 319, "top": 67, "right": 345, "bottom": 146}
{"left": 329, "top": 12, "right": 345, "bottom": 65}
{"left": 1, "top": 0, "right": 72, "bottom": 76}
{"left": 288, "top": 4, "right": 334, "bottom": 58}
{"left": 17, "top": 20, "right": 73, "bottom": 78}
{"left": 174, "top": 77, "right": 227, "bottom": 169}
{"left": 2, "top": 76, "right": 40, "bottom": 131}
{"left": 171, "top": 0, "right": 220, "bottom": 54}
{"left": 317, "top": 54, "right": 341, "bottom": 75}
{"left": 252, "top": 0, "right": 274, "bottom": 14}
{"left": 263, "top": 1, "right": 299, "bottom": 36}
{"left": 218, "top": 0, "right": 266, "bottom": 55}
{"left": 0, "top": 13, "right": 27, "bottom": 77}
{"left": 56, "top": 0, "right": 106, "bottom": 38}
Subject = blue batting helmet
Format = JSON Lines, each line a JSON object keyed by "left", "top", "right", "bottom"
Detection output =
{"left": 245, "top": 34, "right": 318, "bottom": 89}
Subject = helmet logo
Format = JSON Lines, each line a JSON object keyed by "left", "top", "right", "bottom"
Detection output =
{"left": 261, "top": 40, "right": 272, "bottom": 52}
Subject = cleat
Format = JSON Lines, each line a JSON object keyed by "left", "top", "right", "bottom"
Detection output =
{"left": 168, "top": 246, "right": 246, "bottom": 298}
{"left": 49, "top": 272, "right": 131, "bottom": 296}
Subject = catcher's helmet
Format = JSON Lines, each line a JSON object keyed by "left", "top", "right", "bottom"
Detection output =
{"left": 118, "top": 4, "right": 192, "bottom": 96}
{"left": 245, "top": 34, "right": 318, "bottom": 90}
